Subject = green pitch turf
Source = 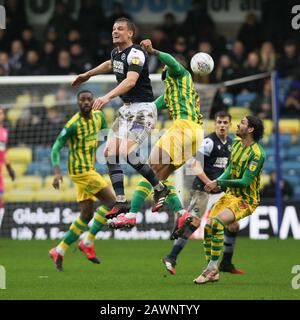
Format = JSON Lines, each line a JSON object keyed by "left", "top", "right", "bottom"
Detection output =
{"left": 0, "top": 238, "right": 299, "bottom": 300}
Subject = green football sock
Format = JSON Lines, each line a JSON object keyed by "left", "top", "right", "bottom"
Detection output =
{"left": 57, "top": 217, "right": 88, "bottom": 255}
{"left": 130, "top": 178, "right": 152, "bottom": 213}
{"left": 211, "top": 218, "right": 225, "bottom": 262}
{"left": 163, "top": 180, "right": 183, "bottom": 213}
{"left": 84, "top": 205, "right": 109, "bottom": 245}
{"left": 203, "top": 224, "right": 212, "bottom": 263}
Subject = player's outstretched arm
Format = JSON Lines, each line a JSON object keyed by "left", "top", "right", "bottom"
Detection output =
{"left": 51, "top": 127, "right": 71, "bottom": 189}
{"left": 71, "top": 60, "right": 112, "bottom": 86}
{"left": 140, "top": 39, "right": 184, "bottom": 76}
{"left": 215, "top": 155, "right": 265, "bottom": 189}
{"left": 93, "top": 71, "right": 139, "bottom": 110}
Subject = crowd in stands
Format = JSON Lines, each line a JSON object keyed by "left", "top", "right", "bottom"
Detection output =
{"left": 1, "top": 0, "right": 300, "bottom": 120}
{"left": 1, "top": 0, "right": 300, "bottom": 200}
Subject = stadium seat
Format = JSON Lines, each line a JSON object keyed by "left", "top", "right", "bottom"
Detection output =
{"left": 3, "top": 163, "right": 27, "bottom": 178}
{"left": 129, "top": 175, "right": 143, "bottom": 188}
{"left": 268, "top": 133, "right": 292, "bottom": 148}
{"left": 282, "top": 161, "right": 300, "bottom": 173}
{"left": 61, "top": 188, "right": 77, "bottom": 202}
{"left": 264, "top": 147, "right": 286, "bottom": 161}
{"left": 14, "top": 176, "right": 43, "bottom": 191}
{"left": 15, "top": 94, "right": 31, "bottom": 108}
{"left": 263, "top": 161, "right": 276, "bottom": 173}
{"left": 26, "top": 161, "right": 52, "bottom": 177}
{"left": 293, "top": 186, "right": 300, "bottom": 199}
{"left": 260, "top": 174, "right": 270, "bottom": 189}
{"left": 3, "top": 178, "right": 14, "bottom": 192}
{"left": 229, "top": 120, "right": 240, "bottom": 134}
{"left": 284, "top": 175, "right": 300, "bottom": 186}
{"left": 286, "top": 146, "right": 300, "bottom": 160}
{"left": 279, "top": 120, "right": 300, "bottom": 135}
{"left": 278, "top": 78, "right": 292, "bottom": 105}
{"left": 7, "top": 147, "right": 32, "bottom": 165}
{"left": 34, "top": 147, "right": 51, "bottom": 162}
{"left": 203, "top": 120, "right": 214, "bottom": 134}
{"left": 103, "top": 106, "right": 115, "bottom": 124}
{"left": 43, "top": 94, "right": 56, "bottom": 109}
{"left": 263, "top": 120, "right": 273, "bottom": 136}
{"left": 235, "top": 92, "right": 257, "bottom": 107}
{"left": 7, "top": 108, "right": 23, "bottom": 127}
{"left": 220, "top": 92, "right": 234, "bottom": 106}
{"left": 4, "top": 190, "right": 35, "bottom": 202}
{"left": 228, "top": 107, "right": 250, "bottom": 120}
{"left": 34, "top": 189, "right": 63, "bottom": 202}
{"left": 61, "top": 147, "right": 69, "bottom": 160}
{"left": 44, "top": 176, "right": 71, "bottom": 191}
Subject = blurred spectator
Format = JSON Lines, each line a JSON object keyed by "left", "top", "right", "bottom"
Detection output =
{"left": 14, "top": 109, "right": 35, "bottom": 145}
{"left": 69, "top": 42, "right": 93, "bottom": 73}
{"left": 261, "top": 171, "right": 294, "bottom": 200}
{"left": 0, "top": 65, "right": 6, "bottom": 77}
{"left": 276, "top": 39, "right": 298, "bottom": 79}
{"left": 9, "top": 40, "right": 25, "bottom": 75}
{"left": 283, "top": 84, "right": 300, "bottom": 118}
{"left": 107, "top": 2, "right": 132, "bottom": 27}
{"left": 242, "top": 52, "right": 262, "bottom": 92}
{"left": 48, "top": 2, "right": 76, "bottom": 42}
{"left": 237, "top": 13, "right": 262, "bottom": 53}
{"left": 5, "top": 0, "right": 27, "bottom": 40}
{"left": 215, "top": 54, "right": 238, "bottom": 82}
{"left": 94, "top": 32, "right": 112, "bottom": 65}
{"left": 36, "top": 107, "right": 64, "bottom": 145}
{"left": 0, "top": 30, "right": 10, "bottom": 53}
{"left": 182, "top": 0, "right": 215, "bottom": 47}
{"left": 78, "top": 0, "right": 108, "bottom": 47}
{"left": 67, "top": 29, "right": 82, "bottom": 47}
{"left": 20, "top": 50, "right": 47, "bottom": 76}
{"left": 250, "top": 79, "right": 272, "bottom": 119}
{"left": 52, "top": 50, "right": 78, "bottom": 75}
{"left": 229, "top": 41, "right": 246, "bottom": 68}
{"left": 0, "top": 52, "right": 11, "bottom": 76}
{"left": 173, "top": 36, "right": 188, "bottom": 58}
{"left": 148, "top": 28, "right": 171, "bottom": 73}
{"left": 159, "top": 13, "right": 180, "bottom": 43}
{"left": 21, "top": 26, "right": 40, "bottom": 52}
{"left": 42, "top": 41, "right": 57, "bottom": 70}
{"left": 45, "top": 27, "right": 60, "bottom": 48}
{"left": 56, "top": 86, "right": 75, "bottom": 118}
{"left": 209, "top": 88, "right": 230, "bottom": 119}
{"left": 259, "top": 41, "right": 276, "bottom": 72}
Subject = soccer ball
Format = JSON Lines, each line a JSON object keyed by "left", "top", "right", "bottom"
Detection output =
{"left": 190, "top": 52, "right": 214, "bottom": 76}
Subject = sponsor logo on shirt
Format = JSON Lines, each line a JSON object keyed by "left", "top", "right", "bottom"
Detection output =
{"left": 113, "top": 60, "right": 124, "bottom": 74}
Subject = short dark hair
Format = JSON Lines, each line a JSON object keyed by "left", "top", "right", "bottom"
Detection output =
{"left": 246, "top": 115, "right": 264, "bottom": 141}
{"left": 214, "top": 111, "right": 232, "bottom": 122}
{"left": 114, "top": 17, "right": 136, "bottom": 37}
{"left": 77, "top": 90, "right": 93, "bottom": 99}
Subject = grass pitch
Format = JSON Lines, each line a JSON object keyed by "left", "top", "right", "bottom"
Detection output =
{"left": 0, "top": 238, "right": 299, "bottom": 300}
